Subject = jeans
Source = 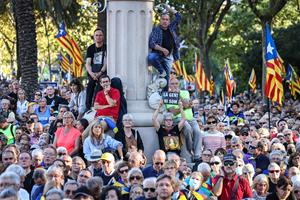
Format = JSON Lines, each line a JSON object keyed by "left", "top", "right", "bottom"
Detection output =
{"left": 174, "top": 118, "right": 202, "bottom": 159}
{"left": 147, "top": 52, "right": 173, "bottom": 91}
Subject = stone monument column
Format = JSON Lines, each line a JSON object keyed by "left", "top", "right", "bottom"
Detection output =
{"left": 107, "top": 0, "right": 159, "bottom": 159}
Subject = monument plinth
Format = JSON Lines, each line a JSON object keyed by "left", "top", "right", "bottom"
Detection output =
{"left": 107, "top": 0, "right": 159, "bottom": 159}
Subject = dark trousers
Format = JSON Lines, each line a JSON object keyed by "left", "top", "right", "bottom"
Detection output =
{"left": 86, "top": 76, "right": 97, "bottom": 110}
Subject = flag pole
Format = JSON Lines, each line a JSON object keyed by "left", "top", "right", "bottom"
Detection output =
{"left": 267, "top": 99, "right": 271, "bottom": 131}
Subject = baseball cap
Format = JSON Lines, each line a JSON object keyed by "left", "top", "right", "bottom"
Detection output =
{"left": 100, "top": 152, "right": 114, "bottom": 162}
{"left": 73, "top": 186, "right": 93, "bottom": 199}
{"left": 223, "top": 153, "right": 237, "bottom": 162}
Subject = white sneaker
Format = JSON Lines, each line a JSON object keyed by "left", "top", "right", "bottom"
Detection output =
{"left": 160, "top": 70, "right": 167, "bottom": 78}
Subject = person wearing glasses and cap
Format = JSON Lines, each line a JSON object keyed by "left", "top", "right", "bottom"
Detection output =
{"left": 213, "top": 153, "right": 252, "bottom": 200}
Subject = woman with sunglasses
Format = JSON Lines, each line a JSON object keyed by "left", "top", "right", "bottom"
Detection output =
{"left": 242, "top": 164, "right": 255, "bottom": 186}
{"left": 202, "top": 115, "right": 226, "bottom": 154}
{"left": 113, "top": 161, "right": 130, "bottom": 197}
{"left": 210, "top": 156, "right": 222, "bottom": 177}
{"left": 128, "top": 168, "right": 144, "bottom": 187}
{"left": 252, "top": 174, "right": 269, "bottom": 200}
{"left": 266, "top": 176, "right": 294, "bottom": 200}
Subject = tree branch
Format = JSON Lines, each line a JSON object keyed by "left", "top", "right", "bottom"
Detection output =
{"left": 207, "top": 0, "right": 225, "bottom": 29}
{"left": 248, "top": 0, "right": 263, "bottom": 19}
{"left": 207, "top": 0, "right": 231, "bottom": 50}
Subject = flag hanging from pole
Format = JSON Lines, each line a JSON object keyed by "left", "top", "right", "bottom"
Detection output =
{"left": 264, "top": 24, "right": 284, "bottom": 106}
{"left": 286, "top": 64, "right": 300, "bottom": 97}
{"left": 172, "top": 60, "right": 183, "bottom": 76}
{"left": 59, "top": 52, "right": 73, "bottom": 73}
{"left": 182, "top": 62, "right": 195, "bottom": 83}
{"left": 248, "top": 68, "right": 257, "bottom": 93}
{"left": 55, "top": 22, "right": 83, "bottom": 78}
{"left": 224, "top": 59, "right": 235, "bottom": 101}
{"left": 195, "top": 55, "right": 210, "bottom": 93}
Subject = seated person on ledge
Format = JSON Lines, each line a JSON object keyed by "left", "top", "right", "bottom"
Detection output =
{"left": 94, "top": 75, "right": 120, "bottom": 122}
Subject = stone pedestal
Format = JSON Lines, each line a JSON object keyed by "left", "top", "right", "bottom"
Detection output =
{"left": 107, "top": 0, "right": 158, "bottom": 160}
{"left": 107, "top": 0, "right": 192, "bottom": 163}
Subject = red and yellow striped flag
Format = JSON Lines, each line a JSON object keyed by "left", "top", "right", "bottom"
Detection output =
{"left": 224, "top": 59, "right": 235, "bottom": 101}
{"left": 264, "top": 24, "right": 283, "bottom": 106}
{"left": 172, "top": 60, "right": 183, "bottom": 76}
{"left": 182, "top": 62, "right": 195, "bottom": 83}
{"left": 248, "top": 68, "right": 257, "bottom": 93}
{"left": 55, "top": 22, "right": 83, "bottom": 77}
{"left": 195, "top": 55, "right": 210, "bottom": 93}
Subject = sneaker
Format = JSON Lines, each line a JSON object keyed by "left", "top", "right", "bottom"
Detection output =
{"left": 159, "top": 70, "right": 167, "bottom": 78}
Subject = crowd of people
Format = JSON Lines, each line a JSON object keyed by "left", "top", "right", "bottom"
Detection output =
{"left": 0, "top": 3, "right": 300, "bottom": 200}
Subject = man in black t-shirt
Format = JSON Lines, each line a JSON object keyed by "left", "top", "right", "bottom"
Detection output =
{"left": 85, "top": 28, "right": 107, "bottom": 110}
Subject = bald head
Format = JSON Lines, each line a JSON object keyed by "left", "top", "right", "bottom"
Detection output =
{"left": 152, "top": 150, "right": 166, "bottom": 171}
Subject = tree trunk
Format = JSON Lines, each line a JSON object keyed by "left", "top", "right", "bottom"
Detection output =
{"left": 15, "top": 0, "right": 38, "bottom": 99}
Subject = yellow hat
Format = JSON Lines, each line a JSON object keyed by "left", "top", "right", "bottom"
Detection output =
{"left": 100, "top": 152, "right": 114, "bottom": 162}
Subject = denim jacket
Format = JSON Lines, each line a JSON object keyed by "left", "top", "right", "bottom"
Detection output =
{"left": 148, "top": 12, "right": 182, "bottom": 61}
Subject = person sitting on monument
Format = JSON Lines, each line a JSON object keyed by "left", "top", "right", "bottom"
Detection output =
{"left": 152, "top": 99, "right": 185, "bottom": 156}
{"left": 85, "top": 28, "right": 107, "bottom": 110}
{"left": 94, "top": 75, "right": 120, "bottom": 122}
{"left": 147, "top": 4, "right": 181, "bottom": 91}
{"left": 165, "top": 77, "right": 202, "bottom": 161}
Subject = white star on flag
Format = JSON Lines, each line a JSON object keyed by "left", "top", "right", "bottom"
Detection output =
{"left": 267, "top": 42, "right": 274, "bottom": 55}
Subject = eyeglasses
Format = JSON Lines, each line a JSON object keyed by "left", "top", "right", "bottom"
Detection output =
{"left": 35, "top": 93, "right": 42, "bottom": 96}
{"left": 224, "top": 161, "right": 235, "bottom": 167}
{"left": 119, "top": 169, "right": 129, "bottom": 174}
{"left": 207, "top": 121, "right": 216, "bottom": 125}
{"left": 218, "top": 109, "right": 224, "bottom": 111}
{"left": 241, "top": 133, "right": 248, "bottom": 136}
{"left": 58, "top": 153, "right": 67, "bottom": 156}
{"left": 143, "top": 188, "right": 155, "bottom": 192}
{"left": 210, "top": 161, "right": 220, "bottom": 166}
{"left": 170, "top": 71, "right": 177, "bottom": 75}
{"left": 164, "top": 167, "right": 175, "bottom": 170}
{"left": 269, "top": 170, "right": 280, "bottom": 174}
{"left": 130, "top": 176, "right": 142, "bottom": 181}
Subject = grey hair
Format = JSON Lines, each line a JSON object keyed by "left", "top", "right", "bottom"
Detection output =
{"left": 46, "top": 165, "right": 64, "bottom": 176}
{"left": 197, "top": 162, "right": 211, "bottom": 173}
{"left": 0, "top": 172, "right": 20, "bottom": 185}
{"left": 268, "top": 162, "right": 280, "bottom": 170}
{"left": 5, "top": 164, "right": 26, "bottom": 177}
{"left": 143, "top": 177, "right": 157, "bottom": 186}
{"left": 122, "top": 114, "right": 134, "bottom": 122}
{"left": 32, "top": 148, "right": 44, "bottom": 157}
{"left": 0, "top": 188, "right": 19, "bottom": 199}
{"left": 64, "top": 180, "right": 80, "bottom": 188}
{"left": 163, "top": 112, "right": 174, "bottom": 121}
{"left": 231, "top": 136, "right": 242, "bottom": 145}
{"left": 46, "top": 188, "right": 64, "bottom": 200}
{"left": 293, "top": 180, "right": 300, "bottom": 188}
{"left": 269, "top": 150, "right": 284, "bottom": 160}
{"left": 57, "top": 146, "right": 67, "bottom": 153}
{"left": 128, "top": 167, "right": 143, "bottom": 180}
{"left": 242, "top": 164, "right": 255, "bottom": 176}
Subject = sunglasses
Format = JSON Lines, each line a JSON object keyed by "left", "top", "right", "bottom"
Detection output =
{"left": 269, "top": 170, "right": 280, "bottom": 174}
{"left": 143, "top": 188, "right": 155, "bottom": 192}
{"left": 224, "top": 161, "right": 235, "bottom": 167}
{"left": 241, "top": 133, "right": 248, "bottom": 136}
{"left": 249, "top": 145, "right": 257, "bottom": 150}
{"left": 35, "top": 93, "right": 42, "bottom": 96}
{"left": 207, "top": 121, "right": 216, "bottom": 125}
{"left": 130, "top": 176, "right": 142, "bottom": 181}
{"left": 65, "top": 190, "right": 76, "bottom": 195}
{"left": 119, "top": 169, "right": 129, "bottom": 174}
{"left": 294, "top": 190, "right": 300, "bottom": 194}
{"left": 170, "top": 71, "right": 177, "bottom": 75}
{"left": 155, "top": 162, "right": 164, "bottom": 166}
{"left": 210, "top": 161, "right": 220, "bottom": 166}
{"left": 218, "top": 109, "right": 224, "bottom": 111}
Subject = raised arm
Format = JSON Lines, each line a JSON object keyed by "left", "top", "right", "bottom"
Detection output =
{"left": 152, "top": 100, "right": 163, "bottom": 131}
{"left": 178, "top": 101, "right": 186, "bottom": 130}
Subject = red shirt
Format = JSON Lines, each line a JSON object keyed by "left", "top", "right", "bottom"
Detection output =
{"left": 55, "top": 127, "right": 81, "bottom": 154}
{"left": 219, "top": 174, "right": 252, "bottom": 200}
{"left": 95, "top": 87, "right": 120, "bottom": 121}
